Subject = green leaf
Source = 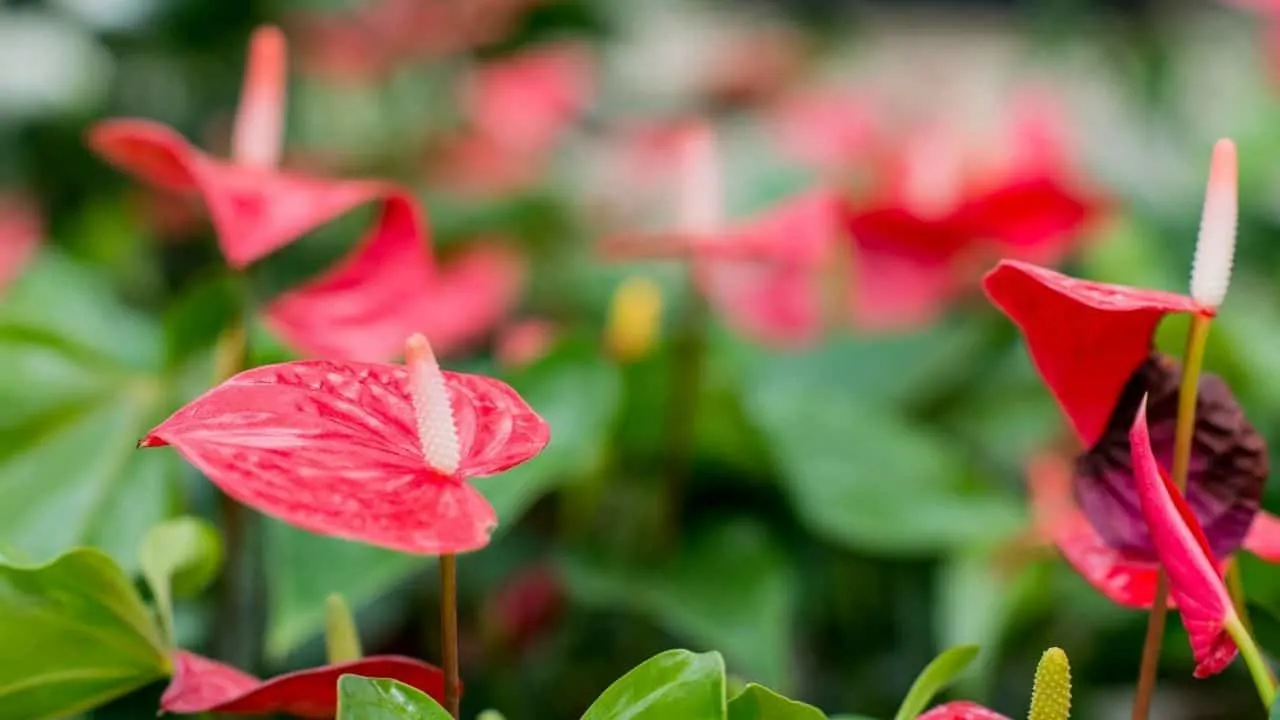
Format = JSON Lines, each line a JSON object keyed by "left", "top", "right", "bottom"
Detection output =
{"left": 0, "top": 548, "right": 170, "bottom": 719}
{"left": 727, "top": 684, "right": 825, "bottom": 720}
{"left": 336, "top": 675, "right": 452, "bottom": 720}
{"left": 741, "top": 358, "right": 1023, "bottom": 554}
{"left": 581, "top": 649, "right": 727, "bottom": 720}
{"left": 1271, "top": 692, "right": 1280, "bottom": 720}
{"left": 892, "top": 645, "right": 981, "bottom": 720}
{"left": 563, "top": 520, "right": 796, "bottom": 690}
{"left": 139, "top": 517, "right": 223, "bottom": 645}
{"left": 0, "top": 253, "right": 183, "bottom": 573}
{"left": 265, "top": 349, "right": 620, "bottom": 658}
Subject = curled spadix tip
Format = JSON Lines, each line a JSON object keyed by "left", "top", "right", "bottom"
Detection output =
{"left": 1190, "top": 138, "right": 1238, "bottom": 308}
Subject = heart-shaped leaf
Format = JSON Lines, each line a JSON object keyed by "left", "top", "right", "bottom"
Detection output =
{"left": 893, "top": 645, "right": 981, "bottom": 720}
{"left": 140, "top": 517, "right": 224, "bottom": 645}
{"left": 266, "top": 347, "right": 619, "bottom": 657}
{"left": 582, "top": 649, "right": 727, "bottom": 720}
{"left": 0, "top": 253, "right": 186, "bottom": 572}
{"left": 727, "top": 684, "right": 825, "bottom": 720}
{"left": 563, "top": 519, "right": 795, "bottom": 689}
{"left": 336, "top": 675, "right": 453, "bottom": 720}
{"left": 0, "top": 548, "right": 170, "bottom": 718}
{"left": 741, "top": 354, "right": 1023, "bottom": 553}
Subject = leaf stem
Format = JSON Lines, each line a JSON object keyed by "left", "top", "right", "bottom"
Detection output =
{"left": 1131, "top": 312, "right": 1211, "bottom": 720}
{"left": 440, "top": 553, "right": 461, "bottom": 719}
{"left": 1225, "top": 614, "right": 1277, "bottom": 709}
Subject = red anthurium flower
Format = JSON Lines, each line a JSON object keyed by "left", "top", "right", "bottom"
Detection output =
{"left": 1130, "top": 399, "right": 1239, "bottom": 677}
{"left": 89, "top": 26, "right": 521, "bottom": 361}
{"left": 840, "top": 97, "right": 1103, "bottom": 330}
{"left": 482, "top": 562, "right": 565, "bottom": 653}
{"left": 0, "top": 193, "right": 41, "bottom": 293}
{"left": 139, "top": 334, "right": 550, "bottom": 553}
{"left": 161, "top": 650, "right": 447, "bottom": 718}
{"left": 916, "top": 701, "right": 1010, "bottom": 719}
{"left": 769, "top": 90, "right": 874, "bottom": 179}
{"left": 433, "top": 43, "right": 592, "bottom": 197}
{"left": 494, "top": 318, "right": 557, "bottom": 369}
{"left": 600, "top": 120, "right": 845, "bottom": 346}
{"left": 987, "top": 174, "right": 1279, "bottom": 609}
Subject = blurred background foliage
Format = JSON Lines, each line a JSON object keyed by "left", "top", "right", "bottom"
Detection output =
{"left": 4, "top": 0, "right": 1280, "bottom": 718}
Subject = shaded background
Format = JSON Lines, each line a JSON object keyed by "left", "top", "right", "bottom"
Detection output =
{"left": 5, "top": 0, "right": 1280, "bottom": 718}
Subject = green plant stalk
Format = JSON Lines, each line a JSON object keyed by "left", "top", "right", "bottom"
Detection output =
{"left": 1225, "top": 614, "right": 1277, "bottom": 708}
{"left": 324, "top": 593, "right": 363, "bottom": 663}
{"left": 440, "top": 553, "right": 461, "bottom": 719}
{"left": 1131, "top": 313, "right": 1211, "bottom": 720}
{"left": 211, "top": 320, "right": 265, "bottom": 671}
{"left": 661, "top": 279, "right": 708, "bottom": 548}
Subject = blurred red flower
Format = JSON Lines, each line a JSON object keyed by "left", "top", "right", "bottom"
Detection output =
{"left": 161, "top": 650, "right": 447, "bottom": 718}
{"left": 139, "top": 334, "right": 550, "bottom": 554}
{"left": 482, "top": 562, "right": 565, "bottom": 653}
{"left": 988, "top": 262, "right": 1276, "bottom": 607}
{"left": 494, "top": 318, "right": 558, "bottom": 369}
{"left": 87, "top": 26, "right": 522, "bottom": 361}
{"left": 0, "top": 193, "right": 41, "bottom": 293}
{"left": 433, "top": 43, "right": 594, "bottom": 197}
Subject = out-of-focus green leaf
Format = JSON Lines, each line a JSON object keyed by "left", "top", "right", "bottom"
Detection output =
{"left": 581, "top": 649, "right": 727, "bottom": 720}
{"left": 0, "top": 548, "right": 170, "bottom": 719}
{"left": 727, "top": 683, "right": 825, "bottom": 720}
{"left": 265, "top": 349, "right": 620, "bottom": 658}
{"left": 140, "top": 516, "right": 223, "bottom": 645}
{"left": 892, "top": 645, "right": 980, "bottom": 720}
{"left": 562, "top": 519, "right": 796, "bottom": 690}
{"left": 0, "top": 253, "right": 183, "bottom": 573}
{"left": 336, "top": 675, "right": 452, "bottom": 720}
{"left": 742, "top": 358, "right": 1023, "bottom": 553}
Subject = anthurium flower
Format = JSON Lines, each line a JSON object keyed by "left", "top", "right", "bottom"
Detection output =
{"left": 600, "top": 120, "right": 845, "bottom": 346}
{"left": 987, "top": 142, "right": 1276, "bottom": 608}
{"left": 842, "top": 99, "right": 1102, "bottom": 330}
{"left": 916, "top": 701, "right": 1010, "bottom": 719}
{"left": 161, "top": 649, "right": 447, "bottom": 718}
{"left": 0, "top": 193, "right": 41, "bottom": 293}
{"left": 88, "top": 26, "right": 521, "bottom": 360}
{"left": 139, "top": 334, "right": 550, "bottom": 553}
{"left": 1129, "top": 399, "right": 1240, "bottom": 677}
{"left": 433, "top": 43, "right": 592, "bottom": 196}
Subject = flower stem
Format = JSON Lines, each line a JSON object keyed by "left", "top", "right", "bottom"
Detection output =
{"left": 1226, "top": 559, "right": 1276, "bottom": 687}
{"left": 1131, "top": 312, "right": 1212, "bottom": 720}
{"left": 1225, "top": 614, "right": 1277, "bottom": 709}
{"left": 440, "top": 553, "right": 461, "bottom": 719}
{"left": 211, "top": 320, "right": 264, "bottom": 671}
{"left": 661, "top": 279, "right": 707, "bottom": 548}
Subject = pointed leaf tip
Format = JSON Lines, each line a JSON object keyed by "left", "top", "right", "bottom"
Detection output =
{"left": 1028, "top": 647, "right": 1071, "bottom": 720}
{"left": 1190, "top": 138, "right": 1238, "bottom": 308}
{"left": 405, "top": 334, "right": 462, "bottom": 475}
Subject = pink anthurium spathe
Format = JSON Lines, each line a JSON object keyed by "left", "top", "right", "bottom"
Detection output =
{"left": 161, "top": 650, "right": 448, "bottom": 718}
{"left": 139, "top": 334, "right": 550, "bottom": 554}
{"left": 916, "top": 701, "right": 1010, "bottom": 720}
{"left": 88, "top": 25, "right": 522, "bottom": 361}
{"left": 1130, "top": 398, "right": 1239, "bottom": 677}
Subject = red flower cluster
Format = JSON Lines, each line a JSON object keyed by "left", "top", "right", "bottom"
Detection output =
{"left": 88, "top": 26, "right": 524, "bottom": 362}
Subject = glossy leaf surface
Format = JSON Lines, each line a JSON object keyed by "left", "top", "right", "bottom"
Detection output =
{"left": 336, "top": 675, "right": 453, "bottom": 720}
{"left": 0, "top": 548, "right": 169, "bottom": 719}
{"left": 727, "top": 683, "right": 825, "bottom": 720}
{"left": 581, "top": 649, "right": 727, "bottom": 720}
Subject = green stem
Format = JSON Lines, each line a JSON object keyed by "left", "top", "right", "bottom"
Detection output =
{"left": 1226, "top": 614, "right": 1277, "bottom": 709}
{"left": 211, "top": 320, "right": 264, "bottom": 671}
{"left": 440, "top": 553, "right": 461, "bottom": 719}
{"left": 1226, "top": 560, "right": 1277, "bottom": 687}
{"left": 1131, "top": 313, "right": 1211, "bottom": 720}
{"left": 660, "top": 279, "right": 708, "bottom": 548}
